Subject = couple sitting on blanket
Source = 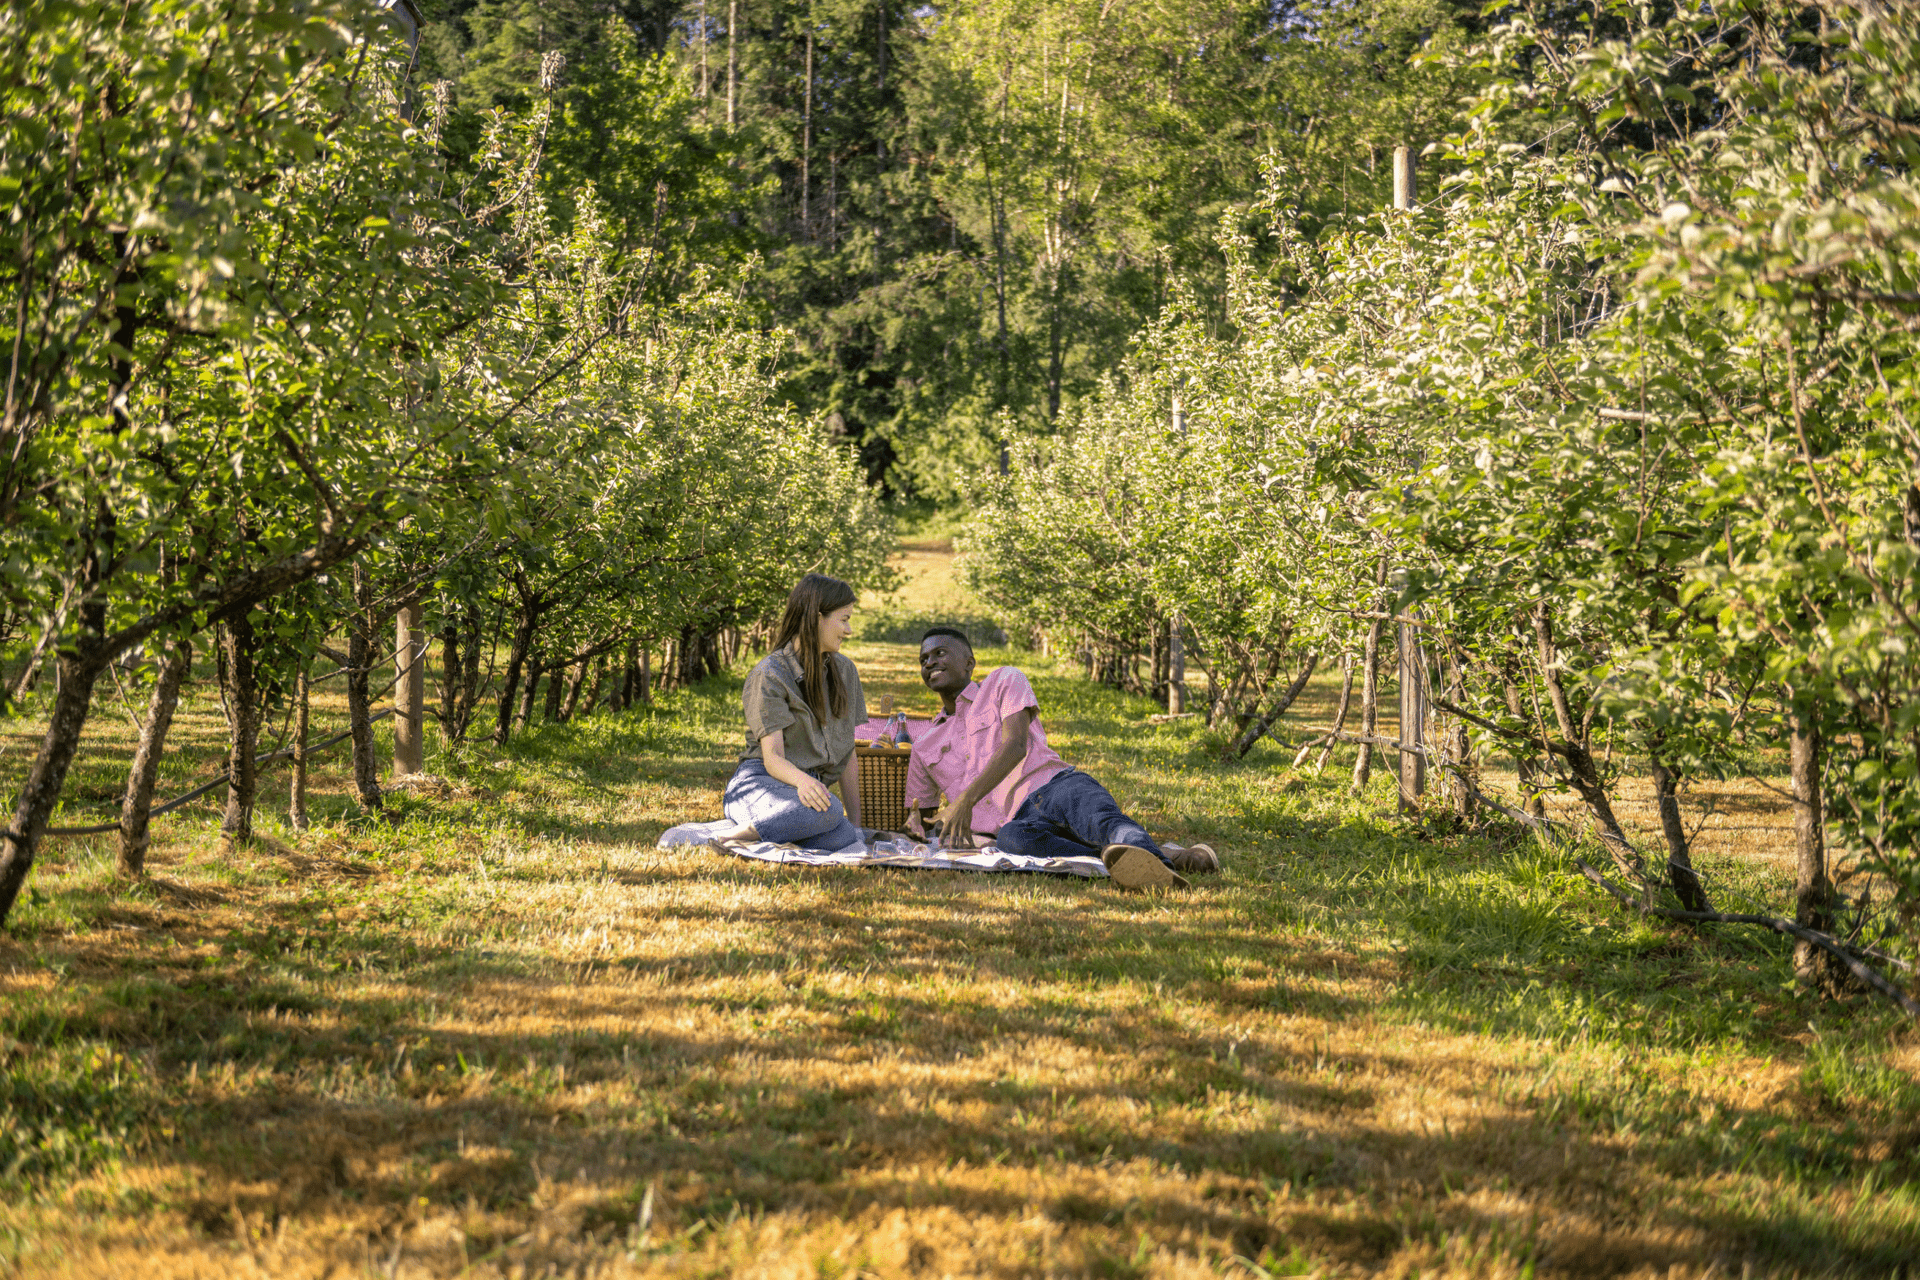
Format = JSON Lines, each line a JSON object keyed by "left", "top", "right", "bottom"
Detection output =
{"left": 711, "top": 573, "right": 1220, "bottom": 890}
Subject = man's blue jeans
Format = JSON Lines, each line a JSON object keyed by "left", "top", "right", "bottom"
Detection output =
{"left": 724, "top": 758, "right": 862, "bottom": 851}
{"left": 992, "top": 769, "right": 1167, "bottom": 864}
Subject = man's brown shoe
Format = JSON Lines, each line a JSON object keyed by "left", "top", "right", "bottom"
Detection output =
{"left": 1102, "top": 844, "right": 1190, "bottom": 892}
{"left": 1166, "top": 842, "right": 1221, "bottom": 874}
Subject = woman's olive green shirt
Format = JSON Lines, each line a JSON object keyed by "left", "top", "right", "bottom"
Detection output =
{"left": 739, "top": 646, "right": 867, "bottom": 786}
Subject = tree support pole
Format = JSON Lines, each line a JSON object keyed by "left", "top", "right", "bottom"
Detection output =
{"left": 394, "top": 600, "right": 425, "bottom": 777}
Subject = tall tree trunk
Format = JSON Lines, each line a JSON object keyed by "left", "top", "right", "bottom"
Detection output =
{"left": 347, "top": 563, "right": 383, "bottom": 815}
{"left": 1045, "top": 262, "right": 1067, "bottom": 422}
{"left": 290, "top": 657, "right": 311, "bottom": 834}
{"left": 1791, "top": 700, "right": 1837, "bottom": 989}
{"left": 1352, "top": 555, "right": 1387, "bottom": 792}
{"left": 1650, "top": 749, "right": 1709, "bottom": 912}
{"left": 726, "top": 0, "right": 739, "bottom": 130}
{"left": 699, "top": 0, "right": 710, "bottom": 105}
{"left": 801, "top": 27, "right": 813, "bottom": 237}
{"left": 117, "top": 637, "right": 190, "bottom": 876}
{"left": 218, "top": 612, "right": 263, "bottom": 847}
{"left": 635, "top": 641, "right": 650, "bottom": 705}
{"left": 0, "top": 601, "right": 110, "bottom": 927}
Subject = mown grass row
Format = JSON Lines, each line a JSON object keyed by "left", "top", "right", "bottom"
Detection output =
{"left": 0, "top": 641, "right": 1914, "bottom": 1276}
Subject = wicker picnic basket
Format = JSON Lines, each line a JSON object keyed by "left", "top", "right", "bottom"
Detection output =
{"left": 855, "top": 743, "right": 913, "bottom": 833}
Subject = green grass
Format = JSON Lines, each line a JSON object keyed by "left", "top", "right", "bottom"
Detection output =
{"left": 0, "top": 638, "right": 1913, "bottom": 1277}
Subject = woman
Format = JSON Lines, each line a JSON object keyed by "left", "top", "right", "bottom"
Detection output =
{"left": 714, "top": 573, "right": 867, "bottom": 850}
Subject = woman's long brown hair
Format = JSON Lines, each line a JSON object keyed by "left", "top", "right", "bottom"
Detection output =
{"left": 772, "top": 573, "right": 858, "bottom": 720}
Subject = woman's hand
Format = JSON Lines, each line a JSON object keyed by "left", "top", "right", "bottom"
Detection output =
{"left": 796, "top": 775, "right": 833, "bottom": 812}
{"left": 760, "top": 733, "right": 835, "bottom": 813}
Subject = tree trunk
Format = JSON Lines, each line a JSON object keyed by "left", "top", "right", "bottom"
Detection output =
{"left": 1791, "top": 701, "right": 1837, "bottom": 989}
{"left": 219, "top": 612, "right": 263, "bottom": 847}
{"left": 1397, "top": 619, "right": 1428, "bottom": 814}
{"left": 725, "top": 0, "right": 739, "bottom": 130}
{"left": 1151, "top": 621, "right": 1169, "bottom": 706}
{"left": 543, "top": 661, "right": 563, "bottom": 722}
{"left": 347, "top": 563, "right": 384, "bottom": 815}
{"left": 1045, "top": 263, "right": 1067, "bottom": 422}
{"left": 290, "top": 657, "right": 311, "bottom": 834}
{"left": 1300, "top": 652, "right": 1354, "bottom": 773}
{"left": 1234, "top": 652, "right": 1319, "bottom": 758}
{"left": 1650, "top": 751, "right": 1709, "bottom": 912}
{"left": 494, "top": 600, "right": 537, "bottom": 745}
{"left": 440, "top": 617, "right": 461, "bottom": 732}
{"left": 559, "top": 659, "right": 587, "bottom": 721}
{"left": 1352, "top": 556, "right": 1387, "bottom": 791}
{"left": 635, "top": 641, "right": 650, "bottom": 705}
{"left": 801, "top": 28, "right": 813, "bottom": 236}
{"left": 1535, "top": 604, "right": 1635, "bottom": 880}
{"left": 117, "top": 637, "right": 190, "bottom": 876}
{"left": 0, "top": 603, "right": 110, "bottom": 927}
{"left": 1502, "top": 653, "right": 1548, "bottom": 817}
{"left": 9, "top": 617, "right": 55, "bottom": 703}
{"left": 1168, "top": 616, "right": 1186, "bottom": 714}
{"left": 1443, "top": 642, "right": 1474, "bottom": 821}
{"left": 456, "top": 609, "right": 482, "bottom": 742}
{"left": 520, "top": 663, "right": 543, "bottom": 729}
{"left": 580, "top": 653, "right": 608, "bottom": 716}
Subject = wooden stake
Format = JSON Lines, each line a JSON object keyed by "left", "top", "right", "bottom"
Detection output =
{"left": 1397, "top": 620, "right": 1427, "bottom": 812}
{"left": 394, "top": 600, "right": 425, "bottom": 777}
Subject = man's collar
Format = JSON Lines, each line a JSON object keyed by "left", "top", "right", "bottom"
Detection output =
{"left": 934, "top": 679, "right": 982, "bottom": 722}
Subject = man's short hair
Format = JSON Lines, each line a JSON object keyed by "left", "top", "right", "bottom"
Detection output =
{"left": 921, "top": 626, "right": 973, "bottom": 651}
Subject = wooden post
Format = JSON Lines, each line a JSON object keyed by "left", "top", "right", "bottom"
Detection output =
{"left": 394, "top": 601, "right": 425, "bottom": 777}
{"left": 1397, "top": 620, "right": 1427, "bottom": 813}
{"left": 1168, "top": 390, "right": 1188, "bottom": 714}
{"left": 1392, "top": 149, "right": 1424, "bottom": 811}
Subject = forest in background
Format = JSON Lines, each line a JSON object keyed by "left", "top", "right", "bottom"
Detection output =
{"left": 414, "top": 0, "right": 1480, "bottom": 496}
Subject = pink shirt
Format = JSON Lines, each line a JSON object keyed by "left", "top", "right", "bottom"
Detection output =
{"left": 904, "top": 666, "right": 1069, "bottom": 833}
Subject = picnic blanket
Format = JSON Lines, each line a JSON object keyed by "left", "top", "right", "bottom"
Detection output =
{"left": 657, "top": 820, "right": 1108, "bottom": 878}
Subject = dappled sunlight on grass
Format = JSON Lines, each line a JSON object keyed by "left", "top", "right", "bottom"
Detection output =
{"left": 0, "top": 552, "right": 1915, "bottom": 1276}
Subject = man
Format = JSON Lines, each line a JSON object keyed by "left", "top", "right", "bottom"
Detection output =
{"left": 904, "top": 627, "right": 1220, "bottom": 891}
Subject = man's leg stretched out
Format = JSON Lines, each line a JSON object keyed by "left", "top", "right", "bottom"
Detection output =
{"left": 992, "top": 769, "right": 1166, "bottom": 862}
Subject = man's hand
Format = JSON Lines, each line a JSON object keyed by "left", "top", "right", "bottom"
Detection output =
{"left": 936, "top": 798, "right": 981, "bottom": 849}
{"left": 905, "top": 808, "right": 929, "bottom": 839}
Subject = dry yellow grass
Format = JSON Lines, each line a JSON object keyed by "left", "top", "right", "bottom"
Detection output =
{"left": 0, "top": 549, "right": 1914, "bottom": 1279}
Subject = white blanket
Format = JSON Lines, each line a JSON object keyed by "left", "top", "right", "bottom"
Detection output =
{"left": 656, "top": 820, "right": 1108, "bottom": 878}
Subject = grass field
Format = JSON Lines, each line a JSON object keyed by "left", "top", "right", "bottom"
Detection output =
{"left": 1, "top": 543, "right": 1916, "bottom": 1278}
